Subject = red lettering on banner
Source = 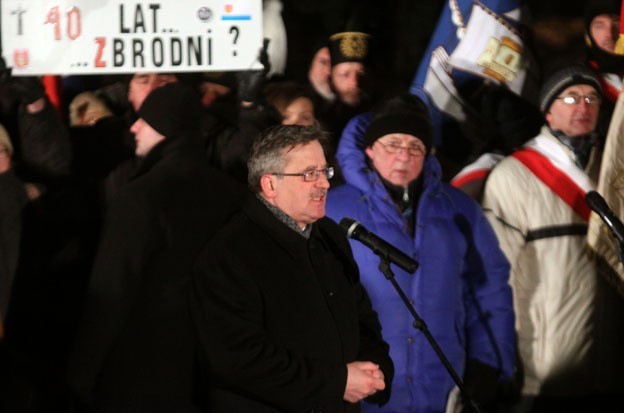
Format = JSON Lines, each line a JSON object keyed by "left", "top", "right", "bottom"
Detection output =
{"left": 94, "top": 38, "right": 106, "bottom": 67}
{"left": 45, "top": 6, "right": 61, "bottom": 41}
{"left": 67, "top": 7, "right": 82, "bottom": 40}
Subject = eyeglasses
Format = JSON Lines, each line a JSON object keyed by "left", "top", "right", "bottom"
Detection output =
{"left": 376, "top": 140, "right": 426, "bottom": 157}
{"left": 271, "top": 166, "right": 334, "bottom": 182}
{"left": 555, "top": 93, "right": 601, "bottom": 106}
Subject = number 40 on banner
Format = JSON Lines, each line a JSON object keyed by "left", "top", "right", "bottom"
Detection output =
{"left": 46, "top": 6, "right": 82, "bottom": 41}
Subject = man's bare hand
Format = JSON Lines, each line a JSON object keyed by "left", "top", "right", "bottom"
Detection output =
{"left": 343, "top": 361, "right": 386, "bottom": 403}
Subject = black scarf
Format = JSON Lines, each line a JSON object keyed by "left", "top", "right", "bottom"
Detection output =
{"left": 549, "top": 128, "right": 597, "bottom": 170}
{"left": 379, "top": 175, "right": 423, "bottom": 237}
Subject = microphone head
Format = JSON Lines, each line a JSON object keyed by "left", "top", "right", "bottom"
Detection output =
{"left": 339, "top": 218, "right": 360, "bottom": 238}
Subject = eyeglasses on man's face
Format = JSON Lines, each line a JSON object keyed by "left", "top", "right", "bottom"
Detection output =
{"left": 376, "top": 140, "right": 426, "bottom": 157}
{"left": 555, "top": 93, "right": 601, "bottom": 106}
{"left": 271, "top": 166, "right": 334, "bottom": 182}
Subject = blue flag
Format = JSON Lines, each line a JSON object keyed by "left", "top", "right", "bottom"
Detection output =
{"left": 409, "top": 0, "right": 536, "bottom": 166}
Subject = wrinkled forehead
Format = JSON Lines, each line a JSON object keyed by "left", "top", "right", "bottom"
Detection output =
{"left": 283, "top": 141, "right": 326, "bottom": 166}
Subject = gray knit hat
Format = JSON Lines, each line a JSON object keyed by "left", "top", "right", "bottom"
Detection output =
{"left": 539, "top": 64, "right": 602, "bottom": 113}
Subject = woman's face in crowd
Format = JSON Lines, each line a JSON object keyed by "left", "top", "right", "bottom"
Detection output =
{"left": 281, "top": 97, "right": 315, "bottom": 126}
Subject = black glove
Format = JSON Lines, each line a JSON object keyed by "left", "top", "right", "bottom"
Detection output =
{"left": 462, "top": 359, "right": 500, "bottom": 413}
{"left": 0, "top": 57, "right": 45, "bottom": 105}
{"left": 11, "top": 76, "right": 46, "bottom": 105}
{"left": 479, "top": 84, "right": 542, "bottom": 154}
{"left": 236, "top": 38, "right": 271, "bottom": 104}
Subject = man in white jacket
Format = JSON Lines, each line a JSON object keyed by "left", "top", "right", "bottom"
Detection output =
{"left": 482, "top": 64, "right": 624, "bottom": 412}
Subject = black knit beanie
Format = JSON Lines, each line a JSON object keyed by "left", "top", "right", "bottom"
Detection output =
{"left": 363, "top": 94, "right": 433, "bottom": 153}
{"left": 137, "top": 82, "right": 203, "bottom": 138}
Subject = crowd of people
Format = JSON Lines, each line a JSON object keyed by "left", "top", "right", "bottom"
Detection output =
{"left": 2, "top": 1, "right": 624, "bottom": 412}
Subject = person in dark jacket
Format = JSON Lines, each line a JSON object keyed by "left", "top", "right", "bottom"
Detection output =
{"left": 67, "top": 83, "right": 244, "bottom": 413}
{"left": 191, "top": 124, "right": 393, "bottom": 412}
{"left": 0, "top": 71, "right": 78, "bottom": 413}
{"left": 0, "top": 124, "right": 27, "bottom": 334}
{"left": 325, "top": 94, "right": 516, "bottom": 413}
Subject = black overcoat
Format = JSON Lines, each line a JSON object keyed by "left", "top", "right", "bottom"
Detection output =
{"left": 191, "top": 195, "right": 393, "bottom": 413}
{"left": 67, "top": 137, "right": 244, "bottom": 412}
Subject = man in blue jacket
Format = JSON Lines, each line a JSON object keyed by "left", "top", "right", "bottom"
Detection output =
{"left": 326, "top": 94, "right": 516, "bottom": 413}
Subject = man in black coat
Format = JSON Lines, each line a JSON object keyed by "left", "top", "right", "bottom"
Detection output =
{"left": 0, "top": 125, "right": 26, "bottom": 333}
{"left": 67, "top": 83, "right": 244, "bottom": 413}
{"left": 191, "top": 125, "right": 393, "bottom": 412}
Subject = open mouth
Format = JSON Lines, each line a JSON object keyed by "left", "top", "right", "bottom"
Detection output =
{"left": 311, "top": 191, "right": 327, "bottom": 202}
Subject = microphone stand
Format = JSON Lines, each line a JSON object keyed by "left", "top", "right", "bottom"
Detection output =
{"left": 615, "top": 240, "right": 624, "bottom": 265}
{"left": 377, "top": 256, "right": 481, "bottom": 413}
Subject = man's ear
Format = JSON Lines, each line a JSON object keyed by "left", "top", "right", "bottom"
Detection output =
{"left": 260, "top": 174, "right": 277, "bottom": 199}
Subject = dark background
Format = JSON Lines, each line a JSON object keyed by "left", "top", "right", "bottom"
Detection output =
{"left": 281, "top": 0, "right": 592, "bottom": 93}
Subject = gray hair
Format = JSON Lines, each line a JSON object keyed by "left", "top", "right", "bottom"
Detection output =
{"left": 247, "top": 125, "right": 329, "bottom": 193}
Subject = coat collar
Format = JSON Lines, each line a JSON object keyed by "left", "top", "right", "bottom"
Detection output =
{"left": 132, "top": 138, "right": 195, "bottom": 179}
{"left": 242, "top": 194, "right": 314, "bottom": 262}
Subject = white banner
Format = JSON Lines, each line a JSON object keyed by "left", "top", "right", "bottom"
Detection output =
{"left": 1, "top": 0, "right": 263, "bottom": 75}
{"left": 448, "top": 3, "right": 525, "bottom": 94}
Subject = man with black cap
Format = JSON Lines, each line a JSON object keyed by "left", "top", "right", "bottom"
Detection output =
{"left": 67, "top": 83, "right": 244, "bottom": 413}
{"left": 326, "top": 94, "right": 516, "bottom": 413}
{"left": 482, "top": 65, "right": 624, "bottom": 411}
{"left": 328, "top": 31, "right": 371, "bottom": 108}
{"left": 316, "top": 31, "right": 376, "bottom": 153}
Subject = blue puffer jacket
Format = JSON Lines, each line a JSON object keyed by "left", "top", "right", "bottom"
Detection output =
{"left": 326, "top": 113, "right": 516, "bottom": 413}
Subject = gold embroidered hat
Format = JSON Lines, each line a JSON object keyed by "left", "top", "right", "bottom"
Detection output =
{"left": 328, "top": 32, "right": 371, "bottom": 66}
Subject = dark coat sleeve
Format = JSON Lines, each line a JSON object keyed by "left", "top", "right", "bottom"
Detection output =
{"left": 354, "top": 280, "right": 394, "bottom": 406}
{"left": 319, "top": 219, "right": 394, "bottom": 406}
{"left": 67, "top": 190, "right": 161, "bottom": 403}
{"left": 0, "top": 170, "right": 28, "bottom": 319}
{"left": 17, "top": 100, "right": 71, "bottom": 181}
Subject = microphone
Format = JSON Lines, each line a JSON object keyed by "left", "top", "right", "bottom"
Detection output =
{"left": 585, "top": 190, "right": 624, "bottom": 243}
{"left": 340, "top": 218, "right": 418, "bottom": 273}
